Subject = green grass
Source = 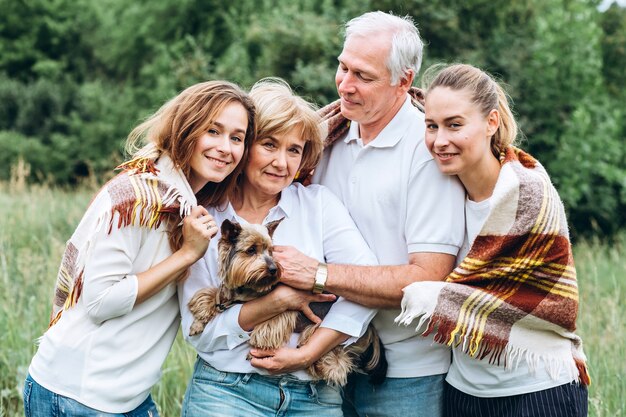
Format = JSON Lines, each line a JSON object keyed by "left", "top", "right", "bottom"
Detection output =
{"left": 1, "top": 184, "right": 624, "bottom": 416}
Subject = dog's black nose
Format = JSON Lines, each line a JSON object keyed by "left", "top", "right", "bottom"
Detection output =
{"left": 268, "top": 264, "right": 277, "bottom": 276}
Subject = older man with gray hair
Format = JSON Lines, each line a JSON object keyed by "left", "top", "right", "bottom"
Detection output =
{"left": 256, "top": 11, "right": 465, "bottom": 417}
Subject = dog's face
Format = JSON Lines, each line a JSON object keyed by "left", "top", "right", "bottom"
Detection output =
{"left": 217, "top": 218, "right": 283, "bottom": 294}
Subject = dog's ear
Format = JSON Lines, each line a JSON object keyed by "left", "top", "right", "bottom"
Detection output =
{"left": 265, "top": 217, "right": 284, "bottom": 239}
{"left": 221, "top": 219, "right": 242, "bottom": 243}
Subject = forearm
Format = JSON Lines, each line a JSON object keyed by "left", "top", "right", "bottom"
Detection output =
{"left": 324, "top": 264, "right": 421, "bottom": 308}
{"left": 238, "top": 294, "right": 286, "bottom": 331}
{"left": 298, "top": 327, "right": 350, "bottom": 367}
{"left": 326, "top": 252, "right": 456, "bottom": 308}
{"left": 135, "top": 249, "right": 198, "bottom": 305}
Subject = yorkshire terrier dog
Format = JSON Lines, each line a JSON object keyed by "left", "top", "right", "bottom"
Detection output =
{"left": 187, "top": 219, "right": 387, "bottom": 386}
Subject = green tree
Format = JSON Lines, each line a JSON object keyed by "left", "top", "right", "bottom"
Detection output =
{"left": 0, "top": 0, "right": 623, "bottom": 236}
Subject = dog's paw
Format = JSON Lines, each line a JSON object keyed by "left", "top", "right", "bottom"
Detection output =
{"left": 189, "top": 320, "right": 205, "bottom": 336}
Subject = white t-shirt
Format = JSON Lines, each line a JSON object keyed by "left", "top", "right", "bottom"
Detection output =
{"left": 447, "top": 197, "right": 577, "bottom": 397}
{"left": 29, "top": 156, "right": 191, "bottom": 413}
{"left": 312, "top": 96, "right": 466, "bottom": 377}
{"left": 179, "top": 183, "right": 378, "bottom": 380}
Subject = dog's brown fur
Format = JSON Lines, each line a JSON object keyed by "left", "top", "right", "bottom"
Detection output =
{"left": 188, "top": 219, "right": 387, "bottom": 386}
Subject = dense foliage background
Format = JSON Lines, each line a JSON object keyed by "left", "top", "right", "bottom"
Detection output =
{"left": 1, "top": 0, "right": 624, "bottom": 237}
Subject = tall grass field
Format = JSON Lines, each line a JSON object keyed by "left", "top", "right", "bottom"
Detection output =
{"left": 1, "top": 184, "right": 624, "bottom": 416}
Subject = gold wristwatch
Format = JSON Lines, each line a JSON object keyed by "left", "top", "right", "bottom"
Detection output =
{"left": 312, "top": 262, "right": 328, "bottom": 294}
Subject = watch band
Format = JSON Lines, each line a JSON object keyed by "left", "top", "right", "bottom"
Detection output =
{"left": 312, "top": 262, "right": 328, "bottom": 294}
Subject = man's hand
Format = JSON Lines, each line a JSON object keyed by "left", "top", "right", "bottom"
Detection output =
{"left": 249, "top": 346, "right": 312, "bottom": 374}
{"left": 273, "top": 245, "right": 319, "bottom": 291}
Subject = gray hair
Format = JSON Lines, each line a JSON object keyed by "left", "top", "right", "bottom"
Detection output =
{"left": 344, "top": 11, "right": 423, "bottom": 85}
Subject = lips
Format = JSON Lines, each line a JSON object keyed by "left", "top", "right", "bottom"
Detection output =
{"left": 206, "top": 155, "right": 230, "bottom": 167}
{"left": 264, "top": 172, "right": 287, "bottom": 180}
{"left": 341, "top": 96, "right": 360, "bottom": 106}
{"left": 435, "top": 152, "right": 459, "bottom": 161}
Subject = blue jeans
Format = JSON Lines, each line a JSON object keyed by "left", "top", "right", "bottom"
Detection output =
{"left": 181, "top": 357, "right": 343, "bottom": 417}
{"left": 342, "top": 372, "right": 445, "bottom": 417}
{"left": 23, "top": 374, "right": 159, "bottom": 417}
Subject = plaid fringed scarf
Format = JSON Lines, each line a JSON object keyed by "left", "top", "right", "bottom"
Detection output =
{"left": 395, "top": 146, "right": 590, "bottom": 386}
{"left": 49, "top": 155, "right": 194, "bottom": 327}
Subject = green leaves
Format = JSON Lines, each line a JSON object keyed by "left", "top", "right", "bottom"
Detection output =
{"left": 0, "top": 0, "right": 623, "bottom": 236}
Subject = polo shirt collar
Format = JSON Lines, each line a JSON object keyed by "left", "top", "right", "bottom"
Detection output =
{"left": 344, "top": 95, "right": 414, "bottom": 148}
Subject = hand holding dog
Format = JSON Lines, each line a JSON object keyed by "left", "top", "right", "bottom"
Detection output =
{"left": 269, "top": 284, "right": 336, "bottom": 324}
{"left": 273, "top": 246, "right": 319, "bottom": 291}
{"left": 248, "top": 345, "right": 312, "bottom": 375}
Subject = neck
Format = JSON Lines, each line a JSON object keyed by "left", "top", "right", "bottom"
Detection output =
{"left": 359, "top": 96, "right": 406, "bottom": 144}
{"left": 232, "top": 182, "right": 279, "bottom": 224}
{"left": 459, "top": 154, "right": 502, "bottom": 202}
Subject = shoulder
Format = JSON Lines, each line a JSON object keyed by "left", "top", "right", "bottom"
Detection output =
{"left": 504, "top": 148, "right": 554, "bottom": 191}
{"left": 282, "top": 184, "right": 347, "bottom": 218}
{"left": 288, "top": 183, "right": 340, "bottom": 202}
{"left": 393, "top": 106, "right": 431, "bottom": 165}
{"left": 103, "top": 170, "right": 181, "bottom": 232}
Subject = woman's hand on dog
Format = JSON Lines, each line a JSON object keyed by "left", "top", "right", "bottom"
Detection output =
{"left": 248, "top": 345, "right": 312, "bottom": 374}
{"left": 238, "top": 285, "right": 335, "bottom": 331}
{"left": 179, "top": 206, "right": 218, "bottom": 263}
{"left": 271, "top": 284, "right": 336, "bottom": 324}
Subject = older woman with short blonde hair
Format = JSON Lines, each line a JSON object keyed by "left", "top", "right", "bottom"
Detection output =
{"left": 180, "top": 78, "right": 379, "bottom": 417}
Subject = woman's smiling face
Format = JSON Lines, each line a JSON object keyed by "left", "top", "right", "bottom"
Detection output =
{"left": 424, "top": 86, "right": 499, "bottom": 178}
{"left": 188, "top": 101, "right": 248, "bottom": 193}
{"left": 243, "top": 127, "right": 307, "bottom": 199}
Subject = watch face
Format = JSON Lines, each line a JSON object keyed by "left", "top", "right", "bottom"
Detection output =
{"left": 313, "top": 263, "right": 328, "bottom": 293}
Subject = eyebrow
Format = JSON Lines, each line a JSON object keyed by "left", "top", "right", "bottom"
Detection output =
{"left": 337, "top": 57, "right": 376, "bottom": 79}
{"left": 265, "top": 135, "right": 304, "bottom": 150}
{"left": 213, "top": 121, "right": 246, "bottom": 135}
{"left": 425, "top": 115, "right": 465, "bottom": 123}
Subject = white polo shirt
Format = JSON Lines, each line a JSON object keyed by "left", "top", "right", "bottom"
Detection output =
{"left": 179, "top": 183, "right": 378, "bottom": 380}
{"left": 312, "top": 96, "right": 466, "bottom": 377}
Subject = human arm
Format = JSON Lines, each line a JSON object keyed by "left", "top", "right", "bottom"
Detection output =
{"left": 82, "top": 205, "right": 216, "bottom": 324}
{"left": 274, "top": 249, "right": 455, "bottom": 308}
{"left": 275, "top": 159, "right": 465, "bottom": 308}
{"left": 134, "top": 206, "right": 217, "bottom": 304}
{"left": 237, "top": 284, "right": 336, "bottom": 331}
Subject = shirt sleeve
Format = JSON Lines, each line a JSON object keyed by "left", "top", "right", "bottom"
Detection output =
{"left": 405, "top": 157, "right": 466, "bottom": 255}
{"left": 178, "top": 254, "right": 251, "bottom": 352}
{"left": 81, "top": 214, "right": 142, "bottom": 324}
{"left": 317, "top": 186, "right": 378, "bottom": 341}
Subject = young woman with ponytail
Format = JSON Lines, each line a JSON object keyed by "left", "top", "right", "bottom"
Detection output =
{"left": 395, "top": 64, "right": 589, "bottom": 417}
